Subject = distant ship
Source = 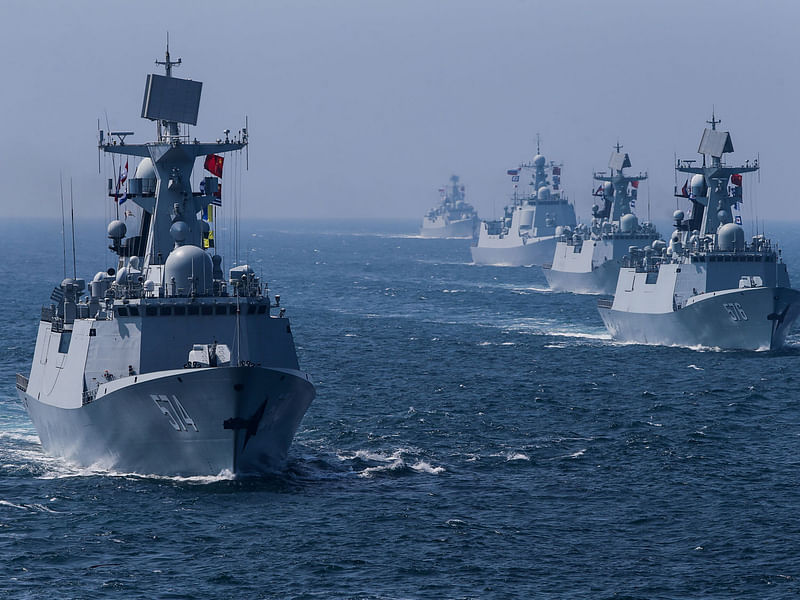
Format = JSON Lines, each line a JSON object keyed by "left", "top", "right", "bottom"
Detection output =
{"left": 15, "top": 47, "right": 315, "bottom": 476}
{"left": 598, "top": 114, "right": 800, "bottom": 350}
{"left": 420, "top": 175, "right": 478, "bottom": 238}
{"left": 471, "top": 143, "right": 576, "bottom": 266}
{"left": 543, "top": 145, "right": 659, "bottom": 294}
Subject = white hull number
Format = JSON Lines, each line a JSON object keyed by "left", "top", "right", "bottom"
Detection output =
{"left": 723, "top": 302, "right": 748, "bottom": 322}
{"left": 152, "top": 394, "right": 198, "bottom": 432}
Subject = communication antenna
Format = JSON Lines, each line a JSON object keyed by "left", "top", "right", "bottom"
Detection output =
{"left": 673, "top": 152, "right": 678, "bottom": 210}
{"left": 245, "top": 115, "right": 249, "bottom": 170}
{"left": 104, "top": 110, "right": 118, "bottom": 219}
{"left": 706, "top": 107, "right": 720, "bottom": 130}
{"left": 70, "top": 178, "right": 77, "bottom": 279}
{"left": 156, "top": 32, "right": 181, "bottom": 77}
{"left": 60, "top": 174, "right": 66, "bottom": 278}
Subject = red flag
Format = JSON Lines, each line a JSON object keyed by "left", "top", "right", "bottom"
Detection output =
{"left": 204, "top": 154, "right": 224, "bottom": 177}
{"left": 730, "top": 173, "right": 742, "bottom": 186}
{"left": 631, "top": 180, "right": 639, "bottom": 188}
{"left": 680, "top": 180, "right": 689, "bottom": 197}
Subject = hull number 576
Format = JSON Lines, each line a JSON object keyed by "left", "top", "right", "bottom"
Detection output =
{"left": 723, "top": 302, "right": 748, "bottom": 322}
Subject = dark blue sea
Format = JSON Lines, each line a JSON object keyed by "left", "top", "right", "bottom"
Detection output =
{"left": 2, "top": 218, "right": 800, "bottom": 599}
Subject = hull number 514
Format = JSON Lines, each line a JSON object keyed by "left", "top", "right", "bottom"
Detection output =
{"left": 152, "top": 394, "right": 198, "bottom": 432}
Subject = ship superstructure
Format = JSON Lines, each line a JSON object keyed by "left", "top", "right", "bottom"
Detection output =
{"left": 420, "top": 175, "right": 478, "bottom": 238}
{"left": 471, "top": 143, "right": 576, "bottom": 266}
{"left": 16, "top": 47, "right": 315, "bottom": 475}
{"left": 544, "top": 145, "right": 659, "bottom": 294}
{"left": 598, "top": 115, "right": 800, "bottom": 350}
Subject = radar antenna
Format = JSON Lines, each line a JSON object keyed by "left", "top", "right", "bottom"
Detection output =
{"left": 155, "top": 32, "right": 181, "bottom": 77}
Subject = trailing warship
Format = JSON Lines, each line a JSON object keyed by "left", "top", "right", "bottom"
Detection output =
{"left": 471, "top": 143, "right": 576, "bottom": 266}
{"left": 543, "top": 145, "right": 659, "bottom": 294}
{"left": 15, "top": 47, "right": 316, "bottom": 475}
{"left": 598, "top": 115, "right": 800, "bottom": 350}
{"left": 420, "top": 175, "right": 478, "bottom": 238}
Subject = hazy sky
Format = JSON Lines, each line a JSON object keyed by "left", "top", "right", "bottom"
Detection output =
{"left": 2, "top": 0, "right": 799, "bottom": 225}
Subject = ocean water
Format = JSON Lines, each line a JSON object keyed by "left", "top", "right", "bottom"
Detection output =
{"left": 2, "top": 218, "right": 800, "bottom": 599}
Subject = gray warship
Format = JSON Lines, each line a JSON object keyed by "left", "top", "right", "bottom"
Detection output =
{"left": 471, "top": 143, "right": 576, "bottom": 266}
{"left": 543, "top": 145, "right": 659, "bottom": 294}
{"left": 598, "top": 115, "right": 800, "bottom": 350}
{"left": 420, "top": 175, "right": 478, "bottom": 238}
{"left": 15, "top": 47, "right": 315, "bottom": 475}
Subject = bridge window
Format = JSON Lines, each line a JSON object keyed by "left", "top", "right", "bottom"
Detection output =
{"left": 57, "top": 331, "right": 72, "bottom": 354}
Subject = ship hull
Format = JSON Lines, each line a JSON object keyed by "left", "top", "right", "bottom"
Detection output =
{"left": 420, "top": 218, "right": 476, "bottom": 239}
{"left": 470, "top": 236, "right": 557, "bottom": 267}
{"left": 543, "top": 260, "right": 620, "bottom": 295}
{"left": 598, "top": 286, "right": 800, "bottom": 351}
{"left": 18, "top": 366, "right": 315, "bottom": 476}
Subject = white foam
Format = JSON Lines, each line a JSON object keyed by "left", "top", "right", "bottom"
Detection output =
{"left": 511, "top": 286, "right": 553, "bottom": 294}
{"left": 505, "top": 452, "right": 530, "bottom": 462}
{"left": 410, "top": 461, "right": 445, "bottom": 475}
{"left": 337, "top": 448, "right": 444, "bottom": 478}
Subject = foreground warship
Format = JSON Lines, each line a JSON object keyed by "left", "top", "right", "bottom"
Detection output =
{"left": 420, "top": 175, "right": 478, "bottom": 238}
{"left": 471, "top": 144, "right": 576, "bottom": 266}
{"left": 15, "top": 48, "right": 315, "bottom": 475}
{"left": 598, "top": 116, "right": 800, "bottom": 350}
{"left": 544, "top": 145, "right": 659, "bottom": 294}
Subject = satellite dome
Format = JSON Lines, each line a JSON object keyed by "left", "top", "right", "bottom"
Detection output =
{"left": 170, "top": 220, "right": 190, "bottom": 245}
{"left": 164, "top": 245, "right": 213, "bottom": 296}
{"left": 533, "top": 154, "right": 546, "bottom": 167}
{"left": 134, "top": 157, "right": 156, "bottom": 180}
{"left": 673, "top": 210, "right": 685, "bottom": 222}
{"left": 537, "top": 186, "right": 551, "bottom": 201}
{"left": 717, "top": 223, "right": 745, "bottom": 251}
{"left": 717, "top": 210, "right": 731, "bottom": 224}
{"left": 620, "top": 213, "right": 638, "bottom": 233}
{"left": 107, "top": 220, "right": 126, "bottom": 240}
{"left": 603, "top": 182, "right": 614, "bottom": 197}
{"left": 690, "top": 174, "right": 707, "bottom": 198}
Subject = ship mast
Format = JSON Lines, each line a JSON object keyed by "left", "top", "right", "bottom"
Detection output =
{"left": 675, "top": 112, "right": 758, "bottom": 238}
{"left": 100, "top": 46, "right": 247, "bottom": 272}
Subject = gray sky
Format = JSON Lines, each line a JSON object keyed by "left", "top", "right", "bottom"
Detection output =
{"left": 2, "top": 0, "right": 799, "bottom": 225}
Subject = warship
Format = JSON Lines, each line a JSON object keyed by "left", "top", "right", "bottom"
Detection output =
{"left": 543, "top": 145, "right": 659, "bottom": 294}
{"left": 15, "top": 47, "right": 316, "bottom": 475}
{"left": 471, "top": 143, "right": 576, "bottom": 266}
{"left": 420, "top": 175, "right": 478, "bottom": 238}
{"left": 598, "top": 115, "right": 800, "bottom": 350}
